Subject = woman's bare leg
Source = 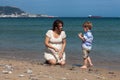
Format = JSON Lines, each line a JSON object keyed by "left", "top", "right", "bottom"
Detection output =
{"left": 59, "top": 60, "right": 66, "bottom": 66}
{"left": 48, "top": 59, "right": 57, "bottom": 65}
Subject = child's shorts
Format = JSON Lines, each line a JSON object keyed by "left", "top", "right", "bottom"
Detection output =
{"left": 82, "top": 48, "right": 90, "bottom": 58}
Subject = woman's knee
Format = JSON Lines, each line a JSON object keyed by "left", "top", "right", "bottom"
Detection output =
{"left": 60, "top": 61, "right": 66, "bottom": 65}
{"left": 48, "top": 60, "right": 57, "bottom": 65}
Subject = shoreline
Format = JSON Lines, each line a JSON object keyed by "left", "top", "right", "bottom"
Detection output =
{"left": 0, "top": 50, "right": 120, "bottom": 71}
{"left": 0, "top": 58, "right": 120, "bottom": 80}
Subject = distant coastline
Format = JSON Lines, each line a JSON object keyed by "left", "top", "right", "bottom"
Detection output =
{"left": 0, "top": 6, "right": 55, "bottom": 18}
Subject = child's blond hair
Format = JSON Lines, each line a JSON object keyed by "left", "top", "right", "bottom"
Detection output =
{"left": 82, "top": 21, "right": 93, "bottom": 30}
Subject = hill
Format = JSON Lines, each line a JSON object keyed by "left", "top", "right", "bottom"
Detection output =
{"left": 0, "top": 6, "right": 25, "bottom": 15}
{"left": 0, "top": 6, "right": 52, "bottom": 18}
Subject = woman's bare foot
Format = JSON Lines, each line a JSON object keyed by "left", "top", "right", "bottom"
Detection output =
{"left": 80, "top": 65, "right": 87, "bottom": 69}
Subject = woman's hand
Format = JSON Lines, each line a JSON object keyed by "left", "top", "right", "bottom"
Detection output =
{"left": 58, "top": 51, "right": 63, "bottom": 59}
{"left": 54, "top": 48, "right": 59, "bottom": 52}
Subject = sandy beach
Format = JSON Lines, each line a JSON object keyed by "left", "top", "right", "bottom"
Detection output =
{"left": 0, "top": 58, "right": 120, "bottom": 80}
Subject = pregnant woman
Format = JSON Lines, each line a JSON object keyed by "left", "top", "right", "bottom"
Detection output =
{"left": 44, "top": 20, "right": 66, "bottom": 66}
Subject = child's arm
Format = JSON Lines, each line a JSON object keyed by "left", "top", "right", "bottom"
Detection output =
{"left": 78, "top": 33, "right": 85, "bottom": 42}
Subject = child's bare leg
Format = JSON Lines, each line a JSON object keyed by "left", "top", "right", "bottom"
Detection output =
{"left": 87, "top": 56, "right": 93, "bottom": 66}
{"left": 81, "top": 58, "right": 88, "bottom": 69}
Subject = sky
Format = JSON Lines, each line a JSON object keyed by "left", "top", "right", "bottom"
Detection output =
{"left": 0, "top": 0, "right": 120, "bottom": 17}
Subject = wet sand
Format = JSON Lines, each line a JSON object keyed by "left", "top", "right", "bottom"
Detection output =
{"left": 0, "top": 58, "right": 120, "bottom": 80}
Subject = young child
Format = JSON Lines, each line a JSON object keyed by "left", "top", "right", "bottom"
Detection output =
{"left": 78, "top": 21, "right": 94, "bottom": 69}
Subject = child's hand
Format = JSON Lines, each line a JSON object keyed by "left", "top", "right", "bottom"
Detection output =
{"left": 78, "top": 33, "right": 83, "bottom": 38}
{"left": 78, "top": 33, "right": 85, "bottom": 41}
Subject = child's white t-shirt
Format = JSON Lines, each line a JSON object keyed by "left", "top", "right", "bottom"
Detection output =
{"left": 82, "top": 30, "right": 93, "bottom": 50}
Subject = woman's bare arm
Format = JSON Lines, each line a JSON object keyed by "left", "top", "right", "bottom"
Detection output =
{"left": 45, "top": 36, "right": 59, "bottom": 52}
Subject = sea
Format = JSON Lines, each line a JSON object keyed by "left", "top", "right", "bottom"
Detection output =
{"left": 0, "top": 17, "right": 120, "bottom": 69}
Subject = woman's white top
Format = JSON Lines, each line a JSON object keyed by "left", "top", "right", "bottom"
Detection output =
{"left": 45, "top": 30, "right": 66, "bottom": 54}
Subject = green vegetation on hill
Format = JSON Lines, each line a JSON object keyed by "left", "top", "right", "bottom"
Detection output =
{"left": 0, "top": 6, "right": 25, "bottom": 15}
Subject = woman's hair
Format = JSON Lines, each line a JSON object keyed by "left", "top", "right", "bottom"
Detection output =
{"left": 52, "top": 19, "right": 64, "bottom": 31}
{"left": 82, "top": 21, "right": 93, "bottom": 30}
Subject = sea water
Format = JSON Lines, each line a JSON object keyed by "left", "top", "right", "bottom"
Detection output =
{"left": 0, "top": 17, "right": 120, "bottom": 69}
